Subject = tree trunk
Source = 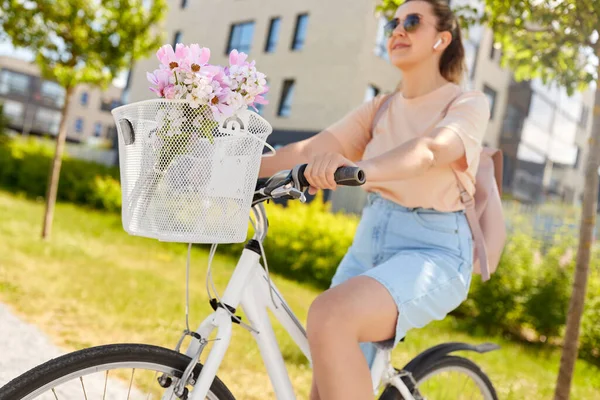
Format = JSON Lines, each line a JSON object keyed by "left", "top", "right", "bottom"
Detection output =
{"left": 553, "top": 66, "right": 600, "bottom": 399}
{"left": 41, "top": 86, "right": 73, "bottom": 239}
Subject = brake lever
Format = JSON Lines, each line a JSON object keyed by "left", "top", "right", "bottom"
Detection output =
{"left": 271, "top": 186, "right": 307, "bottom": 203}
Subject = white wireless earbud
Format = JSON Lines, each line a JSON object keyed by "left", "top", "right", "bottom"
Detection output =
{"left": 433, "top": 39, "right": 443, "bottom": 49}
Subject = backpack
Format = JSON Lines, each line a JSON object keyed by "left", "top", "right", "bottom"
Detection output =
{"left": 371, "top": 92, "right": 507, "bottom": 282}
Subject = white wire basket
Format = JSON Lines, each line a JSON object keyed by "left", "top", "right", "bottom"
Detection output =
{"left": 111, "top": 99, "right": 272, "bottom": 244}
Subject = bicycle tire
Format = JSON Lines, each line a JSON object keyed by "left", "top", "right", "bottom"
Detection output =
{"left": 0, "top": 343, "right": 236, "bottom": 400}
{"left": 380, "top": 355, "right": 497, "bottom": 400}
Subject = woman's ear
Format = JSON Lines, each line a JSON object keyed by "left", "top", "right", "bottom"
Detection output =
{"left": 433, "top": 31, "right": 453, "bottom": 51}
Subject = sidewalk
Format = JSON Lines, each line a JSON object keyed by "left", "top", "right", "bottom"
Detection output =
{"left": 0, "top": 302, "right": 63, "bottom": 386}
{"left": 0, "top": 302, "right": 142, "bottom": 398}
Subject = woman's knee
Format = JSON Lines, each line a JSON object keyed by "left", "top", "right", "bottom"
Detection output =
{"left": 307, "top": 290, "right": 355, "bottom": 343}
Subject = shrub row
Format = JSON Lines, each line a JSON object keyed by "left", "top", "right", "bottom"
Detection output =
{"left": 1, "top": 136, "right": 599, "bottom": 363}
{"left": 0, "top": 137, "right": 121, "bottom": 212}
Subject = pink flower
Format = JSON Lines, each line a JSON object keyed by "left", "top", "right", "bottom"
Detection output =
{"left": 182, "top": 44, "right": 211, "bottom": 73}
{"left": 163, "top": 85, "right": 178, "bottom": 99}
{"left": 229, "top": 49, "right": 249, "bottom": 67}
{"left": 147, "top": 69, "right": 171, "bottom": 97}
{"left": 156, "top": 44, "right": 189, "bottom": 70}
{"left": 254, "top": 94, "right": 268, "bottom": 105}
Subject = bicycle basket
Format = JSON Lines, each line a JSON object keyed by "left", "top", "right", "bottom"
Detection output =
{"left": 111, "top": 99, "right": 272, "bottom": 243}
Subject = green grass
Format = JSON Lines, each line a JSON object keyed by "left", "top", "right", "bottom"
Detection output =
{"left": 0, "top": 190, "right": 599, "bottom": 399}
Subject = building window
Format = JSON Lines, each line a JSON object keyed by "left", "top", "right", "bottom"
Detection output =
{"left": 106, "top": 125, "right": 118, "bottom": 139}
{"left": 40, "top": 81, "right": 65, "bottom": 108}
{"left": 553, "top": 111, "right": 578, "bottom": 144}
{"left": 1, "top": 100, "right": 25, "bottom": 126}
{"left": 502, "top": 104, "right": 525, "bottom": 139}
{"left": 101, "top": 99, "right": 120, "bottom": 112}
{"left": 227, "top": 21, "right": 255, "bottom": 54}
{"left": 364, "top": 85, "right": 380, "bottom": 102}
{"left": 181, "top": 0, "right": 188, "bottom": 8}
{"left": 490, "top": 42, "right": 497, "bottom": 60}
{"left": 291, "top": 14, "right": 309, "bottom": 51}
{"left": 265, "top": 17, "right": 281, "bottom": 53}
{"left": 75, "top": 118, "right": 84, "bottom": 134}
{"left": 277, "top": 79, "right": 295, "bottom": 117}
{"left": 483, "top": 84, "right": 497, "bottom": 119}
{"left": 574, "top": 146, "right": 581, "bottom": 169}
{"left": 34, "top": 107, "right": 61, "bottom": 135}
{"left": 80, "top": 92, "right": 88, "bottom": 106}
{"left": 580, "top": 106, "right": 589, "bottom": 128}
{"left": 94, "top": 122, "right": 103, "bottom": 137}
{"left": 374, "top": 17, "right": 390, "bottom": 61}
{"left": 0, "top": 70, "right": 30, "bottom": 96}
{"left": 528, "top": 94, "right": 554, "bottom": 132}
{"left": 172, "top": 30, "right": 182, "bottom": 48}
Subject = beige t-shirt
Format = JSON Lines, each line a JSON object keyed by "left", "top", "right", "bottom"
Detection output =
{"left": 326, "top": 82, "right": 490, "bottom": 212}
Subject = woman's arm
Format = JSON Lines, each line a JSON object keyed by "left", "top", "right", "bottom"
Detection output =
{"left": 302, "top": 127, "right": 467, "bottom": 194}
{"left": 357, "top": 127, "right": 466, "bottom": 182}
{"left": 302, "top": 91, "right": 490, "bottom": 192}
{"left": 258, "top": 130, "right": 346, "bottom": 177}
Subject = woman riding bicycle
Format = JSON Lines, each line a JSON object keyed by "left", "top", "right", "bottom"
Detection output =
{"left": 259, "top": 1, "right": 491, "bottom": 399}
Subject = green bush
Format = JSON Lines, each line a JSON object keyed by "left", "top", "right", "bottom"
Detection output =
{"left": 581, "top": 260, "right": 600, "bottom": 362}
{"left": 0, "top": 137, "right": 120, "bottom": 210}
{"left": 523, "top": 241, "right": 574, "bottom": 338}
{"left": 457, "top": 233, "right": 541, "bottom": 335}
{"left": 218, "top": 193, "right": 359, "bottom": 289}
{"left": 458, "top": 231, "right": 600, "bottom": 364}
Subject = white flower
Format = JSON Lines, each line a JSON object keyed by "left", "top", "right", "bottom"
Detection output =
{"left": 156, "top": 107, "right": 188, "bottom": 136}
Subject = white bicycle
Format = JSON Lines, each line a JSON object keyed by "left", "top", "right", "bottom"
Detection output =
{"left": 0, "top": 165, "right": 499, "bottom": 400}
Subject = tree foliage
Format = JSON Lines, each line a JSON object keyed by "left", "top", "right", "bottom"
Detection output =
{"left": 0, "top": 0, "right": 167, "bottom": 238}
{"left": 377, "top": 0, "right": 599, "bottom": 94}
{"left": 0, "top": 0, "right": 167, "bottom": 90}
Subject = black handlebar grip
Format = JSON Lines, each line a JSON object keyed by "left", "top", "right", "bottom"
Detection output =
{"left": 296, "top": 164, "right": 366, "bottom": 187}
{"left": 333, "top": 167, "right": 366, "bottom": 186}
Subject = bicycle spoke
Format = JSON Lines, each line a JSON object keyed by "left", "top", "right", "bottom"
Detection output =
{"left": 127, "top": 368, "right": 136, "bottom": 400}
{"left": 103, "top": 370, "right": 108, "bottom": 400}
{"left": 51, "top": 388, "right": 59, "bottom": 400}
{"left": 80, "top": 376, "right": 88, "bottom": 400}
{"left": 147, "top": 371, "right": 158, "bottom": 400}
{"left": 457, "top": 372, "right": 470, "bottom": 398}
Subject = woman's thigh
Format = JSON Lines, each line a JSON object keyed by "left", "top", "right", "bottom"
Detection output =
{"left": 310, "top": 275, "right": 398, "bottom": 344}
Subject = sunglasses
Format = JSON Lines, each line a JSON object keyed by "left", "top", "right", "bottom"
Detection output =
{"left": 384, "top": 13, "right": 427, "bottom": 37}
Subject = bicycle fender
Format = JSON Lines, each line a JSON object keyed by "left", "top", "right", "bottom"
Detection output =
{"left": 403, "top": 342, "right": 500, "bottom": 373}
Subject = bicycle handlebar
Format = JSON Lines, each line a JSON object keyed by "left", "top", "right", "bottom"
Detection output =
{"left": 254, "top": 164, "right": 366, "bottom": 205}
{"left": 295, "top": 164, "right": 366, "bottom": 188}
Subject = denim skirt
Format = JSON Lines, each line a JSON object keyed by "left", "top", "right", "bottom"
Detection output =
{"left": 330, "top": 193, "right": 474, "bottom": 365}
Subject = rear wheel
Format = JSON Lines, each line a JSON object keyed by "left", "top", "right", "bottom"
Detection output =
{"left": 380, "top": 355, "right": 497, "bottom": 400}
{"left": 0, "top": 343, "right": 235, "bottom": 400}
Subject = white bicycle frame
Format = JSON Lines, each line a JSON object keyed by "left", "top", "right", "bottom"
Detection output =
{"left": 173, "top": 203, "right": 416, "bottom": 400}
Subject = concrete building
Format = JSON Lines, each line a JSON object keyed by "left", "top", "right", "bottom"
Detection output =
{"left": 123, "top": 0, "right": 592, "bottom": 210}
{"left": 126, "top": 1, "right": 506, "bottom": 148}
{"left": 0, "top": 56, "right": 122, "bottom": 144}
{"left": 500, "top": 78, "right": 594, "bottom": 204}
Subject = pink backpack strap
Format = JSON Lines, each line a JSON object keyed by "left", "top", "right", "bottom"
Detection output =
{"left": 452, "top": 171, "right": 491, "bottom": 281}
{"left": 370, "top": 92, "right": 396, "bottom": 135}
{"left": 442, "top": 93, "right": 492, "bottom": 281}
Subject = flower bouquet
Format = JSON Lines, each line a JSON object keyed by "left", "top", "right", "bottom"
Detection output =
{"left": 112, "top": 44, "right": 273, "bottom": 243}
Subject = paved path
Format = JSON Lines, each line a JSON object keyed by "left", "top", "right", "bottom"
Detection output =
{"left": 0, "top": 303, "right": 148, "bottom": 399}
{"left": 0, "top": 302, "right": 64, "bottom": 387}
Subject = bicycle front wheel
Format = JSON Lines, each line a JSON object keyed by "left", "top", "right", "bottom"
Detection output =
{"left": 0, "top": 343, "right": 235, "bottom": 400}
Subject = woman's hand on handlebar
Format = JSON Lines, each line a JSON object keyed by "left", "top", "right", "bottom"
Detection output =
{"left": 304, "top": 153, "right": 357, "bottom": 195}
